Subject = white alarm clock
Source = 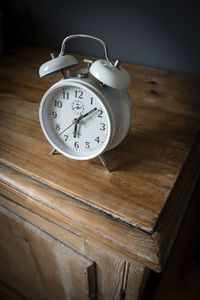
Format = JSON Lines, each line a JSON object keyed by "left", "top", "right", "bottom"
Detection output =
{"left": 39, "top": 34, "right": 133, "bottom": 171}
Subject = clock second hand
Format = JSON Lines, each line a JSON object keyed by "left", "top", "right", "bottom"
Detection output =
{"left": 73, "top": 107, "right": 97, "bottom": 138}
{"left": 58, "top": 119, "right": 77, "bottom": 136}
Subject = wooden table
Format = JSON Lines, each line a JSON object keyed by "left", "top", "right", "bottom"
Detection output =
{"left": 0, "top": 46, "right": 200, "bottom": 299}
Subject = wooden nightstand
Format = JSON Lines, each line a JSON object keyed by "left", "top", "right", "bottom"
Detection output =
{"left": 0, "top": 46, "right": 200, "bottom": 300}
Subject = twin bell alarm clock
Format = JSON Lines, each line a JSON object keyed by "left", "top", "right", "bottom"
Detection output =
{"left": 39, "top": 34, "right": 133, "bottom": 171}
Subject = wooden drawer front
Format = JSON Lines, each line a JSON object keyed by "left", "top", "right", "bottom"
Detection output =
{"left": 0, "top": 205, "right": 96, "bottom": 300}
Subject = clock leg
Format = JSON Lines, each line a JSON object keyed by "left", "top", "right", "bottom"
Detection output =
{"left": 99, "top": 154, "right": 110, "bottom": 172}
{"left": 50, "top": 148, "right": 58, "bottom": 155}
{"left": 49, "top": 149, "right": 110, "bottom": 171}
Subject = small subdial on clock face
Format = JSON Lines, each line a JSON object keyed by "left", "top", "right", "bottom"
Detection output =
{"left": 71, "top": 99, "right": 85, "bottom": 116}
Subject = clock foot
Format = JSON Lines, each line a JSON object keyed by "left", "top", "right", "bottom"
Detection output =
{"left": 99, "top": 154, "right": 110, "bottom": 172}
{"left": 50, "top": 148, "right": 58, "bottom": 155}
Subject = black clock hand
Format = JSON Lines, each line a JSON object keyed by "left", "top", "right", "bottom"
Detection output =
{"left": 77, "top": 107, "right": 97, "bottom": 123}
{"left": 73, "top": 108, "right": 97, "bottom": 138}
{"left": 73, "top": 122, "right": 78, "bottom": 138}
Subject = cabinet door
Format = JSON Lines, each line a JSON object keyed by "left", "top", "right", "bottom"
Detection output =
{"left": 0, "top": 206, "right": 96, "bottom": 300}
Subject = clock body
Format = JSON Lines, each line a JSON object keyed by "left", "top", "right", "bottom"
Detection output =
{"left": 39, "top": 74, "right": 133, "bottom": 160}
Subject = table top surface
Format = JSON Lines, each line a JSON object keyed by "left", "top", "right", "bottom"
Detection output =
{"left": 0, "top": 46, "right": 200, "bottom": 271}
{"left": 0, "top": 46, "right": 200, "bottom": 231}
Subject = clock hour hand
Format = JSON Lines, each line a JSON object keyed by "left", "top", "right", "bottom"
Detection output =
{"left": 77, "top": 107, "right": 97, "bottom": 123}
{"left": 73, "top": 122, "right": 78, "bottom": 138}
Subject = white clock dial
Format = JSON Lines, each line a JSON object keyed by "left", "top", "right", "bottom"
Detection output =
{"left": 40, "top": 83, "right": 111, "bottom": 160}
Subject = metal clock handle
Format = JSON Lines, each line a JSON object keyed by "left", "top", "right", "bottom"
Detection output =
{"left": 59, "top": 34, "right": 110, "bottom": 62}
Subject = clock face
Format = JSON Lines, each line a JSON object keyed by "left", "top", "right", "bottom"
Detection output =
{"left": 40, "top": 82, "right": 111, "bottom": 160}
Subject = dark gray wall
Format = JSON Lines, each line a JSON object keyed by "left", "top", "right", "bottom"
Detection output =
{"left": 4, "top": 0, "right": 200, "bottom": 74}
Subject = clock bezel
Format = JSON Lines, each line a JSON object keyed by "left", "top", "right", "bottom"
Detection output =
{"left": 39, "top": 79, "right": 113, "bottom": 160}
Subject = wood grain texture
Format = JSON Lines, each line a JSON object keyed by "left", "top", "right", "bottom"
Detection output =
{"left": 0, "top": 46, "right": 200, "bottom": 272}
{"left": 153, "top": 136, "right": 200, "bottom": 269}
{"left": 0, "top": 195, "right": 147, "bottom": 300}
{"left": 0, "top": 281, "right": 25, "bottom": 300}
{"left": 84, "top": 238, "right": 148, "bottom": 300}
{"left": 0, "top": 163, "right": 159, "bottom": 271}
{"left": 0, "top": 206, "right": 95, "bottom": 300}
{"left": 153, "top": 177, "right": 200, "bottom": 300}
